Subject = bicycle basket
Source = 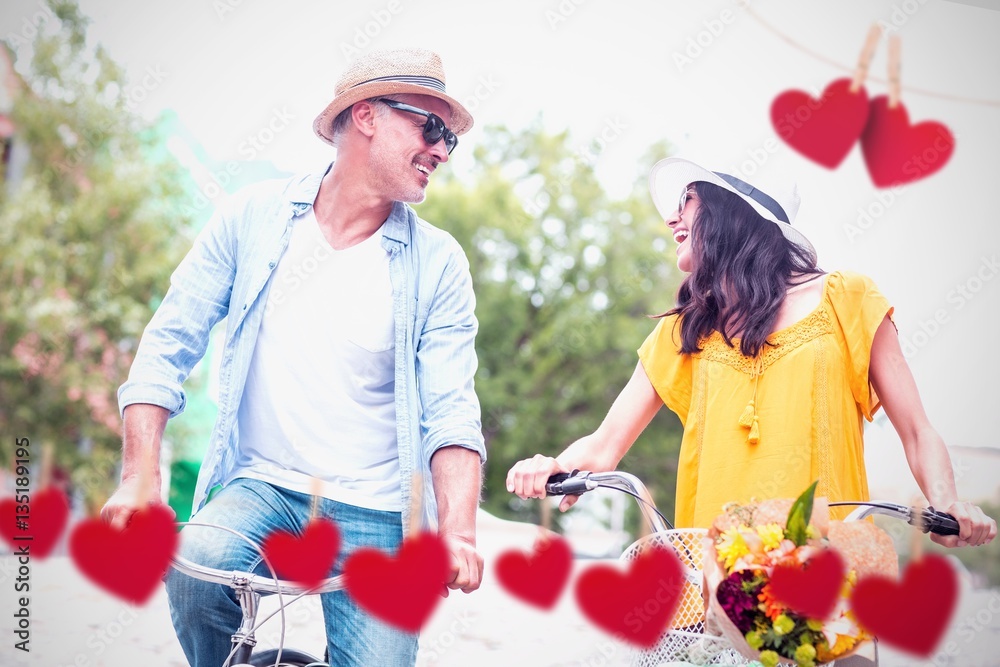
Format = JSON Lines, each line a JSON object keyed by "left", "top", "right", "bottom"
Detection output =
{"left": 621, "top": 529, "right": 756, "bottom": 666}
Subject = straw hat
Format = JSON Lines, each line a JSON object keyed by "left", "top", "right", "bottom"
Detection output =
{"left": 313, "top": 48, "right": 473, "bottom": 146}
{"left": 649, "top": 157, "right": 814, "bottom": 254}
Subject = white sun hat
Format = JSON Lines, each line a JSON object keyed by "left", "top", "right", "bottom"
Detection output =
{"left": 649, "top": 157, "right": 814, "bottom": 254}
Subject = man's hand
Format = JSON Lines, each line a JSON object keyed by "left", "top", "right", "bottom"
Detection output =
{"left": 430, "top": 446, "right": 483, "bottom": 597}
{"left": 102, "top": 403, "right": 172, "bottom": 530}
{"left": 440, "top": 533, "right": 483, "bottom": 597}
{"left": 100, "top": 475, "right": 173, "bottom": 531}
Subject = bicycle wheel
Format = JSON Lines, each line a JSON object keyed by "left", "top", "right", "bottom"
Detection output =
{"left": 247, "top": 647, "right": 325, "bottom": 666}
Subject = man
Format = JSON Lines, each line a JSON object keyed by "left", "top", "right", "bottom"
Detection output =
{"left": 101, "top": 48, "right": 485, "bottom": 666}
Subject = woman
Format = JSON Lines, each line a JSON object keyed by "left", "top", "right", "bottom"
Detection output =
{"left": 506, "top": 157, "right": 995, "bottom": 547}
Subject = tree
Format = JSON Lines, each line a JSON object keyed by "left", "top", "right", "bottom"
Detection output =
{"left": 416, "top": 123, "right": 685, "bottom": 525}
{"left": 0, "top": 0, "right": 192, "bottom": 510}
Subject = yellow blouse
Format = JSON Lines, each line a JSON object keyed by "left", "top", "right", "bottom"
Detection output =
{"left": 638, "top": 271, "right": 893, "bottom": 528}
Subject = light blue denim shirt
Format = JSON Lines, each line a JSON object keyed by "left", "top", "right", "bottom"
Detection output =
{"left": 118, "top": 164, "right": 485, "bottom": 532}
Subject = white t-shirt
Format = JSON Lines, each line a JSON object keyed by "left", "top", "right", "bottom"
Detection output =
{"left": 233, "top": 209, "right": 400, "bottom": 511}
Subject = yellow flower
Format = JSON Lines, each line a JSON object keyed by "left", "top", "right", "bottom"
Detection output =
{"left": 795, "top": 642, "right": 817, "bottom": 666}
{"left": 755, "top": 523, "right": 785, "bottom": 551}
{"left": 716, "top": 526, "right": 751, "bottom": 571}
{"left": 759, "top": 650, "right": 781, "bottom": 667}
{"left": 773, "top": 614, "right": 795, "bottom": 636}
{"left": 840, "top": 568, "right": 858, "bottom": 598}
{"left": 816, "top": 633, "right": 859, "bottom": 662}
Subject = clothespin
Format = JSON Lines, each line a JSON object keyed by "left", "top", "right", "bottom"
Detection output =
{"left": 408, "top": 471, "right": 424, "bottom": 536}
{"left": 536, "top": 494, "right": 554, "bottom": 545}
{"left": 40, "top": 442, "right": 54, "bottom": 489}
{"left": 851, "top": 24, "right": 883, "bottom": 94}
{"left": 887, "top": 34, "right": 902, "bottom": 108}
{"left": 136, "top": 454, "right": 154, "bottom": 508}
{"left": 309, "top": 477, "right": 323, "bottom": 521}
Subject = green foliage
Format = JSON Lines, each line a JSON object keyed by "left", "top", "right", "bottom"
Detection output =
{"left": 785, "top": 480, "right": 818, "bottom": 546}
{"left": 0, "top": 1, "right": 191, "bottom": 509}
{"left": 417, "top": 123, "right": 684, "bottom": 524}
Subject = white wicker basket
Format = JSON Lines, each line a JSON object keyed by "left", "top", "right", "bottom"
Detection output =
{"left": 620, "top": 529, "right": 756, "bottom": 666}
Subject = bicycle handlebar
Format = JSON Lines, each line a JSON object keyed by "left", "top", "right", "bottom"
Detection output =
{"left": 837, "top": 501, "right": 960, "bottom": 536}
{"left": 545, "top": 470, "right": 961, "bottom": 536}
{"left": 546, "top": 470, "right": 673, "bottom": 533}
{"left": 169, "top": 554, "right": 346, "bottom": 595}
{"left": 169, "top": 521, "right": 346, "bottom": 596}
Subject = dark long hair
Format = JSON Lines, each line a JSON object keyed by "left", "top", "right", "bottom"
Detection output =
{"left": 665, "top": 181, "right": 823, "bottom": 357}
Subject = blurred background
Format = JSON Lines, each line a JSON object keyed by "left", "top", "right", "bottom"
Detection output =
{"left": 1, "top": 0, "right": 998, "bottom": 664}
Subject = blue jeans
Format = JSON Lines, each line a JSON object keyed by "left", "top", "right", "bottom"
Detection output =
{"left": 165, "top": 478, "right": 418, "bottom": 666}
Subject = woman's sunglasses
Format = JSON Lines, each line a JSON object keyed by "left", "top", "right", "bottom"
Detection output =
{"left": 678, "top": 187, "right": 695, "bottom": 216}
{"left": 377, "top": 99, "right": 458, "bottom": 155}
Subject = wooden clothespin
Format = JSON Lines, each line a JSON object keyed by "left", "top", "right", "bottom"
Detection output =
{"left": 309, "top": 477, "right": 323, "bottom": 522}
{"left": 40, "top": 442, "right": 54, "bottom": 489}
{"left": 851, "top": 24, "right": 883, "bottom": 94}
{"left": 535, "top": 494, "right": 554, "bottom": 545}
{"left": 408, "top": 471, "right": 424, "bottom": 536}
{"left": 887, "top": 34, "right": 902, "bottom": 108}
{"left": 136, "top": 454, "right": 155, "bottom": 509}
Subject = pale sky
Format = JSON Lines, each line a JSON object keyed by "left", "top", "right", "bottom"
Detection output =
{"left": 3, "top": 0, "right": 999, "bottom": 474}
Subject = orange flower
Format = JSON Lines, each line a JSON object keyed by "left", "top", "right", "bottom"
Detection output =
{"left": 757, "top": 583, "right": 786, "bottom": 622}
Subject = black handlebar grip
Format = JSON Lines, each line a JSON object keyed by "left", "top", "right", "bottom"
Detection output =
{"left": 544, "top": 473, "right": 573, "bottom": 496}
{"left": 923, "top": 508, "right": 961, "bottom": 536}
{"left": 545, "top": 471, "right": 589, "bottom": 497}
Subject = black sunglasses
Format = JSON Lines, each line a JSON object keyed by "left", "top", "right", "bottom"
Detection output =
{"left": 377, "top": 99, "right": 458, "bottom": 155}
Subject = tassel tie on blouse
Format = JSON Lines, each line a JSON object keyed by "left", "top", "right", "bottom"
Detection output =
{"left": 738, "top": 356, "right": 764, "bottom": 444}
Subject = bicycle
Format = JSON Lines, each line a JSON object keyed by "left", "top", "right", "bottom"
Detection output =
{"left": 544, "top": 470, "right": 961, "bottom": 667}
{"left": 170, "top": 521, "right": 343, "bottom": 667}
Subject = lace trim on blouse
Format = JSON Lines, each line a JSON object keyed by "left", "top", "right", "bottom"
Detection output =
{"left": 697, "top": 306, "right": 834, "bottom": 446}
{"left": 696, "top": 306, "right": 834, "bottom": 375}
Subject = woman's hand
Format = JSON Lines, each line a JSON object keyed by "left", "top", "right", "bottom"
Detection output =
{"left": 931, "top": 500, "right": 997, "bottom": 548}
{"left": 506, "top": 455, "right": 580, "bottom": 512}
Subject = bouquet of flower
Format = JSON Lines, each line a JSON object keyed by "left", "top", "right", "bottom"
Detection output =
{"left": 703, "top": 483, "right": 898, "bottom": 667}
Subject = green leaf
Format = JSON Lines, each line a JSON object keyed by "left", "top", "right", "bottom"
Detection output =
{"left": 785, "top": 480, "right": 818, "bottom": 547}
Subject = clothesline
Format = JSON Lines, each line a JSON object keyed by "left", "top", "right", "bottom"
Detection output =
{"left": 744, "top": 4, "right": 1000, "bottom": 108}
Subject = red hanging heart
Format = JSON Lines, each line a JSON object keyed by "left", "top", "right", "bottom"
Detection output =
{"left": 68, "top": 504, "right": 178, "bottom": 604}
{"left": 260, "top": 518, "right": 341, "bottom": 589}
{"left": 860, "top": 96, "right": 955, "bottom": 187}
{"left": 850, "top": 553, "right": 958, "bottom": 657}
{"left": 770, "top": 78, "right": 870, "bottom": 169}
{"left": 343, "top": 531, "right": 450, "bottom": 633}
{"left": 573, "top": 545, "right": 685, "bottom": 648}
{"left": 0, "top": 486, "right": 70, "bottom": 558}
{"left": 769, "top": 547, "right": 846, "bottom": 620}
{"left": 495, "top": 535, "right": 573, "bottom": 610}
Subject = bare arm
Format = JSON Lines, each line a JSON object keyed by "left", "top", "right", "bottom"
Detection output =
{"left": 100, "top": 403, "right": 172, "bottom": 529}
{"left": 506, "top": 361, "right": 663, "bottom": 510}
{"left": 431, "top": 445, "right": 483, "bottom": 595}
{"left": 869, "top": 316, "right": 996, "bottom": 547}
